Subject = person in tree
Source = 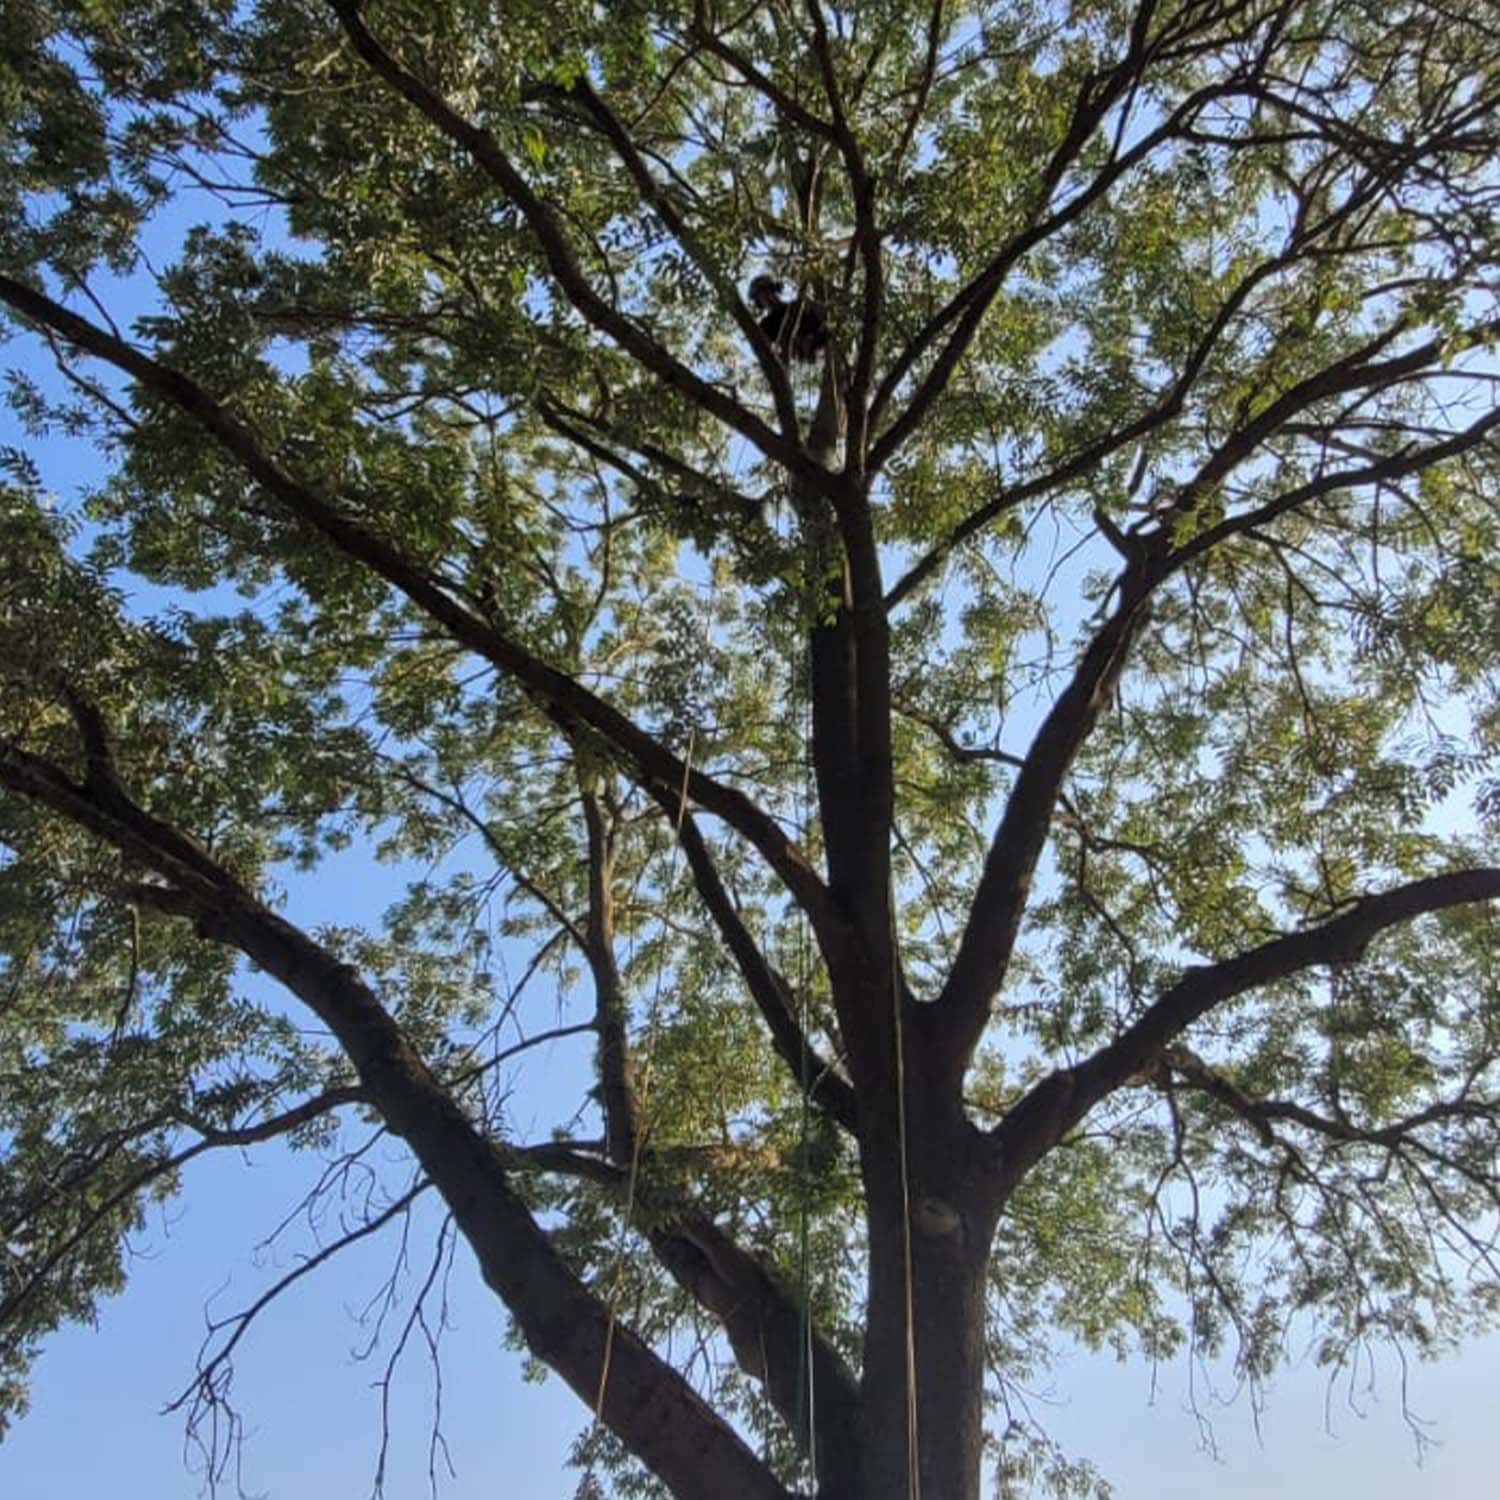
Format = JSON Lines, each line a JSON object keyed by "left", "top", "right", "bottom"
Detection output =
{"left": 749, "top": 274, "right": 830, "bottom": 364}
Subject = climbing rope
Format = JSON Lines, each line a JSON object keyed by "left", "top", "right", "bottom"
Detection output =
{"left": 892, "top": 929, "right": 921, "bottom": 1500}
{"left": 593, "top": 733, "right": 695, "bottom": 1426}
{"left": 792, "top": 619, "right": 819, "bottom": 1490}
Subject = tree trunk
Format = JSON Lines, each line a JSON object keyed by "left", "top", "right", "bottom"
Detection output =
{"left": 852, "top": 1153, "right": 993, "bottom": 1500}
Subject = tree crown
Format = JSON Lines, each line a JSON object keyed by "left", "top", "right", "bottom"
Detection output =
{"left": 2, "top": 1, "right": 1499, "bottom": 1496}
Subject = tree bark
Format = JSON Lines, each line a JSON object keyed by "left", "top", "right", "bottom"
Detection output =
{"left": 853, "top": 1093, "right": 1000, "bottom": 1500}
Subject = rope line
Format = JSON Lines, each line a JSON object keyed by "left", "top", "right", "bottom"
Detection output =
{"left": 593, "top": 734, "right": 696, "bottom": 1424}
{"left": 792, "top": 619, "right": 819, "bottom": 1490}
{"left": 892, "top": 925, "right": 921, "bottom": 1500}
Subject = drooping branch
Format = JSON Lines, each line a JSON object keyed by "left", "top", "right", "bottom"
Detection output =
{"left": 998, "top": 868, "right": 1500, "bottom": 1183}
{"left": 513, "top": 1143, "right": 862, "bottom": 1482}
{"left": 0, "top": 731, "right": 794, "bottom": 1500}
{"left": 0, "top": 274, "right": 839, "bottom": 950}
{"left": 0, "top": 1134, "right": 208, "bottom": 1331}
{"left": 165, "top": 1180, "right": 433, "bottom": 1424}
{"left": 0, "top": 1077, "right": 367, "bottom": 1337}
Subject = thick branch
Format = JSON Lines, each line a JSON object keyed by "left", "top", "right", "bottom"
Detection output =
{"left": 559, "top": 77, "right": 801, "bottom": 440}
{"left": 648, "top": 1215, "right": 861, "bottom": 1492}
{"left": 0, "top": 738, "right": 223, "bottom": 907}
{"left": 795, "top": 382, "right": 898, "bottom": 1066}
{"left": 932, "top": 571, "right": 1157, "bottom": 1074}
{"left": 884, "top": 240, "right": 1305, "bottom": 607}
{"left": 326, "top": 1, "right": 839, "bottom": 499}
{"left": 807, "top": 493, "right": 898, "bottom": 995}
{"left": 2, "top": 737, "right": 793, "bottom": 1500}
{"left": 686, "top": 5, "right": 840, "bottom": 142}
{"left": 870, "top": 8, "right": 1199, "bottom": 466}
{"left": 1148, "top": 316, "right": 1496, "bottom": 541}
{"left": 932, "top": 388, "right": 1500, "bottom": 1075}
{"left": 666, "top": 801, "right": 859, "bottom": 1133}
{"left": 841, "top": 496, "right": 896, "bottom": 898}
{"left": 802, "top": 0, "right": 882, "bottom": 464}
{"left": 1163, "top": 1045, "right": 1499, "bottom": 1157}
{"left": 0, "top": 273, "right": 838, "bottom": 947}
{"left": 999, "top": 869, "right": 1500, "bottom": 1181}
{"left": 580, "top": 776, "right": 641, "bottom": 1163}
{"left": 514, "top": 1143, "right": 861, "bottom": 1479}
{"left": 1174, "top": 404, "right": 1500, "bottom": 566}
{"left": 172, "top": 1085, "right": 369, "bottom": 1147}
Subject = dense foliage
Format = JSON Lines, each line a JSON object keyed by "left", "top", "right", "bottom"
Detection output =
{"left": 2, "top": 2, "right": 1499, "bottom": 1496}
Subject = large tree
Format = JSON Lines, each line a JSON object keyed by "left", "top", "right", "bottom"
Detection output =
{"left": 3, "top": 1, "right": 1500, "bottom": 1496}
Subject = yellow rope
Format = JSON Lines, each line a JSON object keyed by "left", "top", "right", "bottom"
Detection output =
{"left": 891, "top": 929, "right": 921, "bottom": 1500}
{"left": 793, "top": 637, "right": 819, "bottom": 1492}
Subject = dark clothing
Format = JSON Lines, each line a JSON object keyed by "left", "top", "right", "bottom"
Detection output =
{"left": 757, "top": 298, "right": 827, "bottom": 363}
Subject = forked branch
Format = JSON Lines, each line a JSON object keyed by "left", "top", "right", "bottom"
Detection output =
{"left": 0, "top": 723, "right": 795, "bottom": 1500}
{"left": 327, "top": 0, "right": 840, "bottom": 500}
{"left": 999, "top": 869, "right": 1500, "bottom": 1181}
{"left": 0, "top": 274, "right": 839, "bottom": 949}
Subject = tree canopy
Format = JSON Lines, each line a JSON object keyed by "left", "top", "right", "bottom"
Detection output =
{"left": 2, "top": 1, "right": 1499, "bottom": 1496}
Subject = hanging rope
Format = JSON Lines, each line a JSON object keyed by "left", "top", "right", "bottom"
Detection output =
{"left": 892, "top": 930, "right": 921, "bottom": 1500}
{"left": 593, "top": 733, "right": 695, "bottom": 1425}
{"left": 794, "top": 991, "right": 819, "bottom": 1487}
{"left": 791, "top": 616, "right": 819, "bottom": 1491}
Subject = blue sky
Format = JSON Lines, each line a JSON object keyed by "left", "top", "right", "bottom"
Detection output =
{"left": 5, "top": 1138, "right": 1497, "bottom": 1499}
